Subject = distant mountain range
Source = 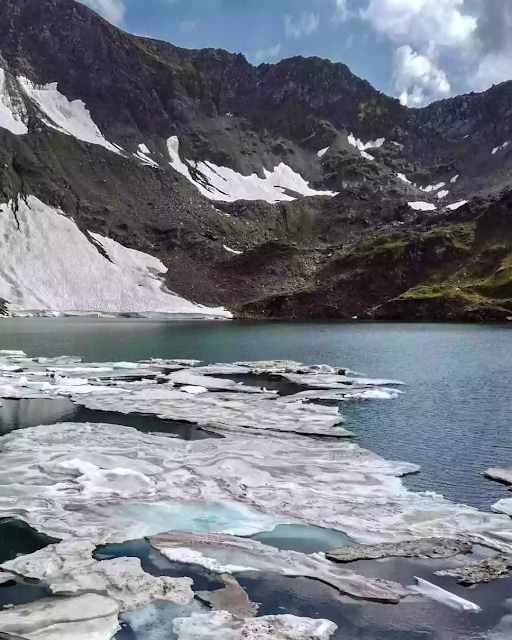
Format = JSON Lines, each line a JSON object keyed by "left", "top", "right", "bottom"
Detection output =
{"left": 0, "top": 0, "right": 511, "bottom": 320}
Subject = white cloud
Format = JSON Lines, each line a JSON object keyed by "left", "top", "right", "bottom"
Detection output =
{"left": 78, "top": 0, "right": 125, "bottom": 24}
{"left": 284, "top": 12, "right": 320, "bottom": 39}
{"left": 179, "top": 20, "right": 196, "bottom": 32}
{"left": 361, "top": 0, "right": 478, "bottom": 104}
{"left": 394, "top": 45, "right": 451, "bottom": 106}
{"left": 254, "top": 44, "right": 282, "bottom": 62}
{"left": 362, "top": 0, "right": 477, "bottom": 48}
{"left": 333, "top": 0, "right": 351, "bottom": 23}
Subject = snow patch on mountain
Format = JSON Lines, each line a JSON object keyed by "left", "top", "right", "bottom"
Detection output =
{"left": 446, "top": 200, "right": 468, "bottom": 211}
{"left": 317, "top": 147, "right": 329, "bottom": 158}
{"left": 18, "top": 77, "right": 119, "bottom": 153}
{"left": 167, "top": 136, "right": 336, "bottom": 203}
{"left": 408, "top": 201, "right": 437, "bottom": 211}
{"left": 0, "top": 195, "right": 231, "bottom": 317}
{"left": 348, "top": 134, "right": 385, "bottom": 161}
{"left": 0, "top": 69, "right": 27, "bottom": 135}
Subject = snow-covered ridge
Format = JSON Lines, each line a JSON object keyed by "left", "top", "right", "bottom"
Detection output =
{"left": 167, "top": 136, "right": 336, "bottom": 203}
{"left": 0, "top": 195, "right": 230, "bottom": 317}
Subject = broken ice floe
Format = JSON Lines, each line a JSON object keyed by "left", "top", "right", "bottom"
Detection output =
{"left": 0, "top": 593, "right": 121, "bottom": 640}
{"left": 167, "top": 136, "right": 336, "bottom": 203}
{"left": 150, "top": 531, "right": 408, "bottom": 603}
{"left": 172, "top": 610, "right": 337, "bottom": 640}
{"left": 2, "top": 539, "right": 194, "bottom": 613}
{"left": 0, "top": 195, "right": 231, "bottom": 317}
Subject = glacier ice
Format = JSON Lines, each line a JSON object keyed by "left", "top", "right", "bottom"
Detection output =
{"left": 173, "top": 610, "right": 338, "bottom": 640}
{"left": 167, "top": 136, "right": 336, "bottom": 203}
{"left": 0, "top": 195, "right": 231, "bottom": 316}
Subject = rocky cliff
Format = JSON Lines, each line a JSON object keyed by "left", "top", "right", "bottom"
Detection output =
{"left": 0, "top": 0, "right": 511, "bottom": 318}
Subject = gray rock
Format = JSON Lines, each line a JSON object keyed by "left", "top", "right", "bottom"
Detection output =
{"left": 326, "top": 538, "right": 472, "bottom": 564}
{"left": 436, "top": 555, "right": 512, "bottom": 586}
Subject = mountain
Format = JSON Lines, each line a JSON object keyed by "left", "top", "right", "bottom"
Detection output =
{"left": 0, "top": 0, "right": 511, "bottom": 319}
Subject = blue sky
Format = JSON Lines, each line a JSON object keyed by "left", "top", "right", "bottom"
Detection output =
{"left": 81, "top": 0, "right": 512, "bottom": 107}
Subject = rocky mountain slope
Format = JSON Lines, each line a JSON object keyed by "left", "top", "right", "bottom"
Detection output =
{"left": 0, "top": 0, "right": 511, "bottom": 319}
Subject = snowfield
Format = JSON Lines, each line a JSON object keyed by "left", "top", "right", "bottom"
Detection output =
{"left": 167, "top": 136, "right": 336, "bottom": 203}
{"left": 18, "top": 77, "right": 119, "bottom": 153}
{"left": 0, "top": 196, "right": 231, "bottom": 317}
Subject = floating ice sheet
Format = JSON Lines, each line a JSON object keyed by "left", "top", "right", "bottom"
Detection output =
{"left": 0, "top": 421, "right": 510, "bottom": 546}
{"left": 150, "top": 531, "right": 408, "bottom": 603}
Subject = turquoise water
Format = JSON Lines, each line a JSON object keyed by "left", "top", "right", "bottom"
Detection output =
{"left": 1, "top": 318, "right": 511, "bottom": 510}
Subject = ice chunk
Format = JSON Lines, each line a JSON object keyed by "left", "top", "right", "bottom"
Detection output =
{"left": 0, "top": 593, "right": 120, "bottom": 640}
{"left": 19, "top": 77, "right": 119, "bottom": 154}
{"left": 167, "top": 370, "right": 266, "bottom": 394}
{"left": 167, "top": 136, "right": 336, "bottom": 203}
{"left": 410, "top": 577, "right": 481, "bottom": 613}
{"left": 492, "top": 499, "right": 512, "bottom": 517}
{"left": 173, "top": 610, "right": 337, "bottom": 640}
{"left": 486, "top": 467, "right": 512, "bottom": 485}
{"left": 0, "top": 195, "right": 231, "bottom": 317}
{"left": 0, "top": 69, "right": 28, "bottom": 135}
{"left": 437, "top": 190, "right": 449, "bottom": 199}
{"left": 122, "top": 601, "right": 207, "bottom": 640}
{"left": 408, "top": 201, "right": 437, "bottom": 211}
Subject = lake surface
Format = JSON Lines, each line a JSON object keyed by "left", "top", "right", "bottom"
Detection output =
{"left": 1, "top": 318, "right": 511, "bottom": 511}
{"left": 1, "top": 318, "right": 512, "bottom": 640}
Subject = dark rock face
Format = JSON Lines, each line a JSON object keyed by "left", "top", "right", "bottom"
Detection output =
{"left": 1, "top": 0, "right": 512, "bottom": 317}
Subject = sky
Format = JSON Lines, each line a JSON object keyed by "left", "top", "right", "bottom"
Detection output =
{"left": 80, "top": 0, "right": 512, "bottom": 107}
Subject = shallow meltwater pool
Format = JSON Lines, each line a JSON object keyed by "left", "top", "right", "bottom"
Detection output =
{"left": 0, "top": 318, "right": 511, "bottom": 640}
